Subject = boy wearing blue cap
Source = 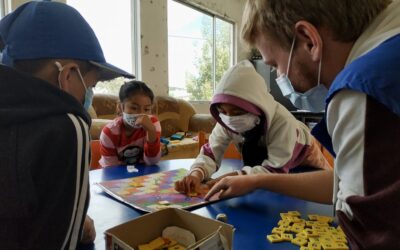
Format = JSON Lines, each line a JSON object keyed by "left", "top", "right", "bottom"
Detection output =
{"left": 0, "top": 1, "right": 133, "bottom": 249}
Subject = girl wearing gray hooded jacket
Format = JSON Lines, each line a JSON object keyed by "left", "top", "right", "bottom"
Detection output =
{"left": 175, "top": 60, "right": 331, "bottom": 194}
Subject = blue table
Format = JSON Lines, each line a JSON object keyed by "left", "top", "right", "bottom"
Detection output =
{"left": 78, "top": 159, "right": 333, "bottom": 250}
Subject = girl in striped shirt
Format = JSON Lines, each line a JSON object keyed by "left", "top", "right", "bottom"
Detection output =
{"left": 99, "top": 81, "right": 161, "bottom": 167}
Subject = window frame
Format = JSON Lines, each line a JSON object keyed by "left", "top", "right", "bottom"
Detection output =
{"left": 168, "top": 0, "right": 236, "bottom": 102}
{"left": 0, "top": 0, "right": 10, "bottom": 19}
{"left": 66, "top": 0, "right": 140, "bottom": 80}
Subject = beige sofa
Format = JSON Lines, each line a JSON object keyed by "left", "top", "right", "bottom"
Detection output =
{"left": 89, "top": 94, "right": 216, "bottom": 159}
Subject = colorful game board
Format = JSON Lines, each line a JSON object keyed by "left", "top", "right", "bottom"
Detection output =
{"left": 97, "top": 168, "right": 217, "bottom": 212}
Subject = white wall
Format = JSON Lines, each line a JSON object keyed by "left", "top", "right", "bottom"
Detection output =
{"left": 140, "top": 0, "right": 249, "bottom": 113}
{"left": 140, "top": 0, "right": 170, "bottom": 96}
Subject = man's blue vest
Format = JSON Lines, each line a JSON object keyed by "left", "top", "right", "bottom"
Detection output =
{"left": 312, "top": 35, "right": 400, "bottom": 156}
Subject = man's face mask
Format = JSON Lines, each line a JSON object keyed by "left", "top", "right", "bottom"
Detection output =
{"left": 275, "top": 38, "right": 328, "bottom": 112}
{"left": 55, "top": 61, "right": 94, "bottom": 111}
{"left": 219, "top": 113, "right": 260, "bottom": 133}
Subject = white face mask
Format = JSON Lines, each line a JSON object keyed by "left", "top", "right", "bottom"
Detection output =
{"left": 275, "top": 38, "right": 328, "bottom": 112}
{"left": 219, "top": 113, "right": 260, "bottom": 133}
{"left": 123, "top": 112, "right": 142, "bottom": 128}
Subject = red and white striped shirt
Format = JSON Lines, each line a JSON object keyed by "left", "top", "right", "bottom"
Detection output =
{"left": 99, "top": 116, "right": 161, "bottom": 167}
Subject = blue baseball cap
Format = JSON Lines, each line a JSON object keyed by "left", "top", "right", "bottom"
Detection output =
{"left": 0, "top": 1, "right": 134, "bottom": 80}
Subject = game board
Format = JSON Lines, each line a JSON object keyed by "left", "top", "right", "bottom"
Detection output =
{"left": 97, "top": 168, "right": 217, "bottom": 212}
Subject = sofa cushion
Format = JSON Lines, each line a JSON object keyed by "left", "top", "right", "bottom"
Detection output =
{"left": 154, "top": 96, "right": 196, "bottom": 137}
{"left": 92, "top": 94, "right": 119, "bottom": 118}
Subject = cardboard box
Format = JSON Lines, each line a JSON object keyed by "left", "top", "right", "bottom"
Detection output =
{"left": 105, "top": 208, "right": 234, "bottom": 250}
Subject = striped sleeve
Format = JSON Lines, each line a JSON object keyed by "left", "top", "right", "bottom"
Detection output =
{"left": 63, "top": 114, "right": 90, "bottom": 250}
{"left": 143, "top": 116, "right": 161, "bottom": 165}
{"left": 99, "top": 122, "right": 121, "bottom": 167}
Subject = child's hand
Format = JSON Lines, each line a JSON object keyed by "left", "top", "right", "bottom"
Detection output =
{"left": 174, "top": 175, "right": 202, "bottom": 195}
{"left": 204, "top": 175, "right": 256, "bottom": 201}
{"left": 135, "top": 115, "right": 157, "bottom": 142}
{"left": 80, "top": 215, "right": 96, "bottom": 244}
{"left": 135, "top": 115, "right": 155, "bottom": 132}
{"left": 205, "top": 178, "right": 218, "bottom": 189}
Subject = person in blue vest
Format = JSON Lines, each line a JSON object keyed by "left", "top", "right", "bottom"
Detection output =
{"left": 206, "top": 0, "right": 400, "bottom": 249}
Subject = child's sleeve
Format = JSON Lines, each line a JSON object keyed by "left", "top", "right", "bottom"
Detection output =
{"left": 256, "top": 106, "right": 311, "bottom": 173}
{"left": 143, "top": 116, "right": 161, "bottom": 165}
{"left": 99, "top": 126, "right": 121, "bottom": 167}
{"left": 189, "top": 124, "right": 232, "bottom": 180}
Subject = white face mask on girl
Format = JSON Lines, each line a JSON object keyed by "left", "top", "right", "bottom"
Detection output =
{"left": 123, "top": 112, "right": 143, "bottom": 128}
{"left": 219, "top": 113, "right": 260, "bottom": 133}
{"left": 275, "top": 37, "right": 328, "bottom": 112}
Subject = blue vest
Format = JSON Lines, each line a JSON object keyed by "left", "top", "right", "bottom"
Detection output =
{"left": 312, "top": 35, "right": 400, "bottom": 156}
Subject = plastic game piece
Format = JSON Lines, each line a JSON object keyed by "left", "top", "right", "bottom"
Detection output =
{"left": 296, "top": 232, "right": 308, "bottom": 239}
{"left": 168, "top": 245, "right": 185, "bottom": 250}
{"left": 288, "top": 210, "right": 301, "bottom": 217}
{"left": 170, "top": 133, "right": 184, "bottom": 140}
{"left": 266, "top": 234, "right": 283, "bottom": 243}
{"left": 278, "top": 220, "right": 290, "bottom": 227}
{"left": 308, "top": 214, "right": 319, "bottom": 221}
{"left": 148, "top": 237, "right": 166, "bottom": 249}
{"left": 216, "top": 213, "right": 228, "bottom": 223}
{"left": 321, "top": 241, "right": 338, "bottom": 250}
{"left": 291, "top": 237, "right": 308, "bottom": 246}
{"left": 291, "top": 226, "right": 304, "bottom": 234}
{"left": 127, "top": 165, "right": 139, "bottom": 173}
{"left": 160, "top": 137, "right": 170, "bottom": 144}
{"left": 130, "top": 182, "right": 144, "bottom": 188}
{"left": 280, "top": 213, "right": 292, "bottom": 220}
{"left": 138, "top": 244, "right": 152, "bottom": 250}
{"left": 271, "top": 227, "right": 285, "bottom": 234}
{"left": 303, "top": 228, "right": 319, "bottom": 237}
{"left": 316, "top": 215, "right": 334, "bottom": 223}
{"left": 158, "top": 200, "right": 170, "bottom": 205}
{"left": 280, "top": 233, "right": 293, "bottom": 241}
{"left": 278, "top": 224, "right": 291, "bottom": 232}
{"left": 187, "top": 192, "right": 198, "bottom": 197}
{"left": 308, "top": 241, "right": 322, "bottom": 249}
{"left": 331, "top": 235, "right": 347, "bottom": 243}
{"left": 164, "top": 238, "right": 178, "bottom": 247}
{"left": 319, "top": 235, "right": 334, "bottom": 243}
{"left": 333, "top": 242, "right": 349, "bottom": 250}
{"left": 300, "top": 247, "right": 313, "bottom": 250}
{"left": 266, "top": 211, "right": 349, "bottom": 249}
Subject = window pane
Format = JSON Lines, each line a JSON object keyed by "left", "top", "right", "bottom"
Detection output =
{"left": 168, "top": 0, "right": 213, "bottom": 101}
{"left": 215, "top": 18, "right": 233, "bottom": 86}
{"left": 168, "top": 1, "right": 234, "bottom": 101}
{"left": 0, "top": 0, "right": 5, "bottom": 19}
{"left": 67, "top": 0, "right": 133, "bottom": 95}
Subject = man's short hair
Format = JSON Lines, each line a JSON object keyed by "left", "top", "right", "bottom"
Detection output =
{"left": 241, "top": 0, "right": 392, "bottom": 49}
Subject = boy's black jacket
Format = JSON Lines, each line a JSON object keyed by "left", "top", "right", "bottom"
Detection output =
{"left": 0, "top": 64, "right": 91, "bottom": 249}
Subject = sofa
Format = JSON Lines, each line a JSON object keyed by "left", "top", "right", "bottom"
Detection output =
{"left": 89, "top": 94, "right": 216, "bottom": 159}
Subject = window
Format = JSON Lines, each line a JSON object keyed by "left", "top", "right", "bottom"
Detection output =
{"left": 168, "top": 0, "right": 234, "bottom": 101}
{"left": 67, "top": 0, "right": 140, "bottom": 95}
{"left": 0, "top": 0, "right": 7, "bottom": 19}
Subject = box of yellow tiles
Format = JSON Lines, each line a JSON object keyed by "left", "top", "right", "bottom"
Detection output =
{"left": 105, "top": 208, "right": 234, "bottom": 250}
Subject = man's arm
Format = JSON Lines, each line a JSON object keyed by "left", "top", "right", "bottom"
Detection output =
{"left": 205, "top": 169, "right": 333, "bottom": 204}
